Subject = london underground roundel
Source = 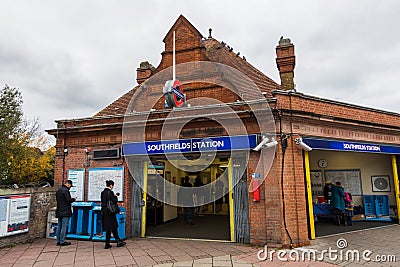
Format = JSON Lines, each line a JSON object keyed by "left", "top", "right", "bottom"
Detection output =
{"left": 163, "top": 79, "right": 185, "bottom": 108}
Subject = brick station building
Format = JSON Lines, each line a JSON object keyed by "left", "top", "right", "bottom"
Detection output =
{"left": 47, "top": 15, "right": 400, "bottom": 247}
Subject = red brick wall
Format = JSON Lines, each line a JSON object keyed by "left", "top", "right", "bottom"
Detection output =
{"left": 247, "top": 140, "right": 310, "bottom": 247}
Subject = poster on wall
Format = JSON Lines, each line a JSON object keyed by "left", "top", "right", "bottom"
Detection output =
{"left": 310, "top": 171, "right": 323, "bottom": 198}
{"left": 324, "top": 169, "right": 362, "bottom": 195}
{"left": 68, "top": 168, "right": 85, "bottom": 201}
{"left": 0, "top": 194, "right": 31, "bottom": 238}
{"left": 87, "top": 167, "right": 124, "bottom": 201}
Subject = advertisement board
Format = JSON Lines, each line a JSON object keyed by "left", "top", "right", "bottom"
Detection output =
{"left": 0, "top": 194, "right": 31, "bottom": 238}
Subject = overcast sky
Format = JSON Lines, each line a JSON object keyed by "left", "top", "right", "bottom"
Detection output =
{"left": 1, "top": 1, "right": 399, "bottom": 144}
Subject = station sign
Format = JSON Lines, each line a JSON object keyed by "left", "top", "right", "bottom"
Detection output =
{"left": 122, "top": 134, "right": 258, "bottom": 156}
{"left": 302, "top": 137, "right": 400, "bottom": 154}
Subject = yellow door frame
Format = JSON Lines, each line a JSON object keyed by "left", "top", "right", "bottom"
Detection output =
{"left": 391, "top": 155, "right": 400, "bottom": 223}
{"left": 141, "top": 161, "right": 148, "bottom": 237}
{"left": 304, "top": 151, "right": 316, "bottom": 239}
{"left": 228, "top": 158, "right": 235, "bottom": 242}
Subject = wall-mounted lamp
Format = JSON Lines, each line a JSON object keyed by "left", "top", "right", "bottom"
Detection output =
{"left": 63, "top": 148, "right": 68, "bottom": 154}
{"left": 253, "top": 136, "right": 278, "bottom": 151}
{"left": 295, "top": 138, "right": 312, "bottom": 151}
{"left": 84, "top": 148, "right": 91, "bottom": 167}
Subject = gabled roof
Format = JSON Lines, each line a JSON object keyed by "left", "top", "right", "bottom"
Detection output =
{"left": 163, "top": 15, "right": 203, "bottom": 43}
{"left": 95, "top": 17, "right": 280, "bottom": 118}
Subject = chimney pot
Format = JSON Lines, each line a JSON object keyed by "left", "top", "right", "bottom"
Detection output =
{"left": 136, "top": 61, "right": 155, "bottom": 84}
{"left": 276, "top": 37, "right": 296, "bottom": 91}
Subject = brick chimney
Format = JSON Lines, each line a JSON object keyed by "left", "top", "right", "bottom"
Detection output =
{"left": 276, "top": 37, "right": 296, "bottom": 91}
{"left": 136, "top": 61, "right": 155, "bottom": 84}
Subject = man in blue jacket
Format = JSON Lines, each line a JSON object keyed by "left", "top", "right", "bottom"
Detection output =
{"left": 56, "top": 180, "right": 76, "bottom": 246}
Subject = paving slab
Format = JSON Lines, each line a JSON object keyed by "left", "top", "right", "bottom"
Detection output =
{"left": 1, "top": 225, "right": 400, "bottom": 266}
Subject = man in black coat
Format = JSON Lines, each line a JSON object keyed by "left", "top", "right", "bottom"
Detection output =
{"left": 56, "top": 180, "right": 76, "bottom": 246}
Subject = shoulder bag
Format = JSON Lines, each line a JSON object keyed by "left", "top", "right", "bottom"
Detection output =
{"left": 106, "top": 191, "right": 119, "bottom": 214}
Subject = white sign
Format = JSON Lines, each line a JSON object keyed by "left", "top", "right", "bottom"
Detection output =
{"left": 87, "top": 167, "right": 124, "bottom": 201}
{"left": 0, "top": 194, "right": 31, "bottom": 238}
{"left": 68, "top": 169, "right": 85, "bottom": 201}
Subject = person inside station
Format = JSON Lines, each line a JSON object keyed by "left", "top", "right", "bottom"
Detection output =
{"left": 193, "top": 176, "right": 204, "bottom": 214}
{"left": 181, "top": 176, "right": 195, "bottom": 224}
{"left": 323, "top": 180, "right": 332, "bottom": 203}
{"left": 330, "top": 181, "right": 345, "bottom": 226}
{"left": 344, "top": 191, "right": 354, "bottom": 226}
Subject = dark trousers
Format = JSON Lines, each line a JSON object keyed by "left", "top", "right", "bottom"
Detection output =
{"left": 333, "top": 209, "right": 345, "bottom": 225}
{"left": 346, "top": 216, "right": 353, "bottom": 226}
{"left": 183, "top": 207, "right": 194, "bottom": 223}
{"left": 105, "top": 229, "right": 120, "bottom": 244}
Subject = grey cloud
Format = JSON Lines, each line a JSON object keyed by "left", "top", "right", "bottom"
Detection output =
{"left": 1, "top": 0, "right": 400, "bottom": 137}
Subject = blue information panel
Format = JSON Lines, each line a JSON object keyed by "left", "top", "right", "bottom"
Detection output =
{"left": 122, "top": 135, "right": 258, "bottom": 156}
{"left": 302, "top": 137, "right": 400, "bottom": 154}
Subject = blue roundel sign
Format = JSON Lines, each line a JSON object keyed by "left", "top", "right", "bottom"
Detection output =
{"left": 163, "top": 79, "right": 185, "bottom": 108}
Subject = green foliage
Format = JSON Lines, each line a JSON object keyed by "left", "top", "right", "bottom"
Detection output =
{"left": 0, "top": 84, "right": 54, "bottom": 186}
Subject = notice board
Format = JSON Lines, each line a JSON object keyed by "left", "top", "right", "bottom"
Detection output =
{"left": 67, "top": 168, "right": 85, "bottom": 201}
{"left": 87, "top": 167, "right": 124, "bottom": 201}
{"left": 0, "top": 194, "right": 31, "bottom": 238}
{"left": 324, "top": 169, "right": 362, "bottom": 195}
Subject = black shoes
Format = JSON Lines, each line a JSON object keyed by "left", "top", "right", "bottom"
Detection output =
{"left": 104, "top": 240, "right": 125, "bottom": 249}
{"left": 58, "top": 241, "right": 71, "bottom": 246}
{"left": 116, "top": 241, "right": 126, "bottom": 247}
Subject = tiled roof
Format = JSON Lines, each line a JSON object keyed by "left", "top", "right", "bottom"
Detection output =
{"left": 203, "top": 38, "right": 280, "bottom": 97}
{"left": 94, "top": 87, "right": 138, "bottom": 117}
{"left": 95, "top": 38, "right": 280, "bottom": 118}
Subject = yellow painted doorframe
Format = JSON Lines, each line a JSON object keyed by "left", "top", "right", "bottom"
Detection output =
{"left": 228, "top": 158, "right": 235, "bottom": 242}
{"left": 141, "top": 161, "right": 148, "bottom": 237}
{"left": 391, "top": 155, "right": 400, "bottom": 223}
{"left": 304, "top": 151, "right": 316, "bottom": 239}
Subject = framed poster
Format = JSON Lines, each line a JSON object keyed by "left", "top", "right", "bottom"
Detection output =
{"left": 310, "top": 170, "right": 323, "bottom": 198}
{"left": 67, "top": 169, "right": 85, "bottom": 201}
{"left": 165, "top": 171, "right": 171, "bottom": 203}
{"left": 0, "top": 194, "right": 31, "bottom": 237}
{"left": 87, "top": 167, "right": 124, "bottom": 201}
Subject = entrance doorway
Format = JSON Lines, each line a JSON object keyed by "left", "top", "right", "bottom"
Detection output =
{"left": 305, "top": 150, "right": 398, "bottom": 238}
{"left": 144, "top": 156, "right": 232, "bottom": 241}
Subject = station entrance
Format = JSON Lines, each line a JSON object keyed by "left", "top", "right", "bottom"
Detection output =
{"left": 305, "top": 149, "right": 399, "bottom": 238}
{"left": 138, "top": 155, "right": 249, "bottom": 242}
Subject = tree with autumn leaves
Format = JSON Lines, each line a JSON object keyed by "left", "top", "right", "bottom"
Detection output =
{"left": 0, "top": 85, "right": 54, "bottom": 186}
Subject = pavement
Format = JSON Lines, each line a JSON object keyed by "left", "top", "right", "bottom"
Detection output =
{"left": 1, "top": 224, "right": 399, "bottom": 267}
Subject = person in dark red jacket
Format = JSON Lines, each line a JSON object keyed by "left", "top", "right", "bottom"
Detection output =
{"left": 101, "top": 180, "right": 126, "bottom": 249}
{"left": 56, "top": 180, "right": 75, "bottom": 246}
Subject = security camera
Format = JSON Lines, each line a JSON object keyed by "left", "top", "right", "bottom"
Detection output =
{"left": 253, "top": 136, "right": 278, "bottom": 151}
{"left": 295, "top": 138, "right": 312, "bottom": 151}
{"left": 265, "top": 139, "right": 278, "bottom": 148}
